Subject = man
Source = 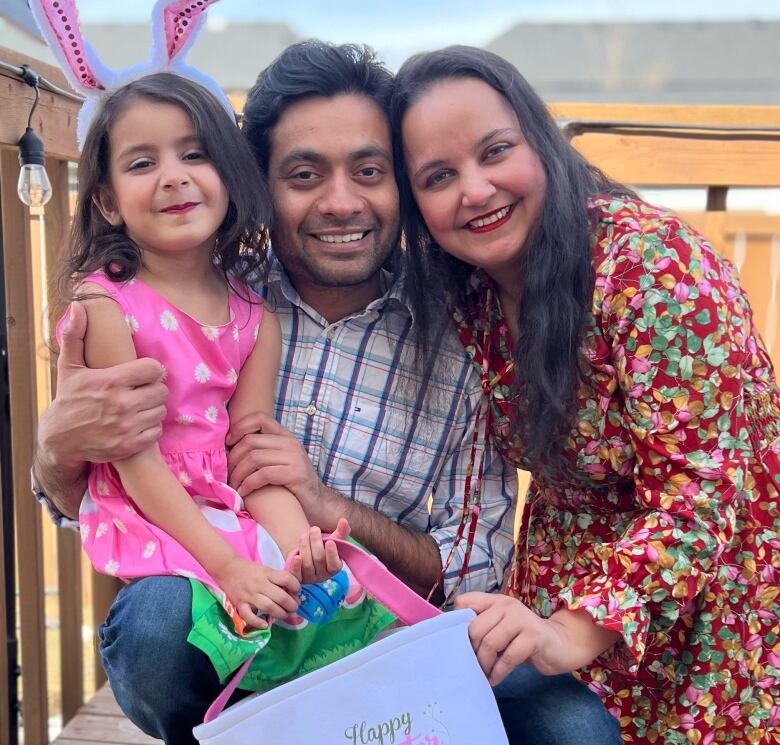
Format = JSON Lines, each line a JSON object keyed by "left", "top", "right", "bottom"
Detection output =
{"left": 35, "top": 41, "right": 516, "bottom": 744}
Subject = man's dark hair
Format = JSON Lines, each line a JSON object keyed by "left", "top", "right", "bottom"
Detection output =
{"left": 242, "top": 40, "right": 394, "bottom": 174}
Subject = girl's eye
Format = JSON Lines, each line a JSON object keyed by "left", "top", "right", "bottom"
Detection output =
{"left": 184, "top": 151, "right": 206, "bottom": 161}
{"left": 128, "top": 158, "right": 154, "bottom": 171}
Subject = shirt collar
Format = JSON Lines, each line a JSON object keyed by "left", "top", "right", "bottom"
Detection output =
{"left": 262, "top": 256, "right": 417, "bottom": 325}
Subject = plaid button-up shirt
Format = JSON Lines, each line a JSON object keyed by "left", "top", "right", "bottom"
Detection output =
{"left": 265, "top": 262, "right": 516, "bottom": 598}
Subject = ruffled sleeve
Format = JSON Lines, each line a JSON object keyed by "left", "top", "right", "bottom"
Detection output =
{"left": 555, "top": 202, "right": 751, "bottom": 671}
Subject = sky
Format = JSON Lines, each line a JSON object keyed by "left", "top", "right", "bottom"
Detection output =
{"left": 74, "top": 0, "right": 780, "bottom": 67}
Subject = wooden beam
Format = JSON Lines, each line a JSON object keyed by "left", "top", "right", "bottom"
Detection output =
{"left": 42, "top": 158, "right": 85, "bottom": 725}
{"left": 91, "top": 575, "right": 121, "bottom": 689}
{"left": 0, "top": 148, "right": 48, "bottom": 743}
{"left": 569, "top": 132, "right": 780, "bottom": 188}
{"left": 549, "top": 102, "right": 780, "bottom": 128}
{"left": 0, "top": 453, "right": 9, "bottom": 745}
{"left": 0, "top": 47, "right": 80, "bottom": 161}
{"left": 706, "top": 187, "right": 728, "bottom": 211}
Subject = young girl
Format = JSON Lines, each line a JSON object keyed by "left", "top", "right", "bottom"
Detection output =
{"left": 59, "top": 72, "right": 393, "bottom": 681}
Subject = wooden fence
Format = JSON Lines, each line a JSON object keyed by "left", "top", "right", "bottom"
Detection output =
{"left": 0, "top": 46, "right": 779, "bottom": 743}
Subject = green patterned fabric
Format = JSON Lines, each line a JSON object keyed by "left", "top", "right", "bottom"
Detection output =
{"left": 187, "top": 578, "right": 396, "bottom": 692}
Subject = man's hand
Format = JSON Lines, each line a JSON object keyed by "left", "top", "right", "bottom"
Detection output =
{"left": 227, "top": 412, "right": 336, "bottom": 528}
{"left": 455, "top": 593, "right": 620, "bottom": 685}
{"left": 40, "top": 302, "right": 168, "bottom": 467}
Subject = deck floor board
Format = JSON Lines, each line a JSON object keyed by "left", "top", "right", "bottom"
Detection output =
{"left": 52, "top": 684, "right": 157, "bottom": 744}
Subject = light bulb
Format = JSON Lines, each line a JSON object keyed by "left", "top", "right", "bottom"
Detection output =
{"left": 17, "top": 163, "right": 52, "bottom": 207}
{"left": 17, "top": 126, "right": 52, "bottom": 207}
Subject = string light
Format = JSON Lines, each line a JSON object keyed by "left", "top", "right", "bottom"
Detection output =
{"left": 16, "top": 65, "right": 52, "bottom": 208}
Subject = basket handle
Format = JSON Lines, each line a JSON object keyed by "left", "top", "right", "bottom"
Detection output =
{"left": 203, "top": 537, "right": 441, "bottom": 723}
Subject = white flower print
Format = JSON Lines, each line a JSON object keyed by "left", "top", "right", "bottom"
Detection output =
{"left": 178, "top": 471, "right": 192, "bottom": 486}
{"left": 79, "top": 523, "right": 90, "bottom": 542}
{"left": 194, "top": 362, "right": 211, "bottom": 384}
{"left": 204, "top": 471, "right": 214, "bottom": 484}
{"left": 95, "top": 522, "right": 108, "bottom": 538}
{"left": 160, "top": 309, "right": 178, "bottom": 331}
{"left": 204, "top": 406, "right": 219, "bottom": 423}
{"left": 125, "top": 314, "right": 139, "bottom": 334}
{"left": 104, "top": 559, "right": 120, "bottom": 575}
{"left": 96, "top": 480, "right": 109, "bottom": 496}
{"left": 232, "top": 325, "right": 239, "bottom": 342}
{"left": 176, "top": 414, "right": 194, "bottom": 425}
{"left": 201, "top": 325, "right": 220, "bottom": 341}
{"left": 226, "top": 368, "right": 238, "bottom": 385}
{"left": 124, "top": 504, "right": 137, "bottom": 515}
{"left": 112, "top": 518, "right": 127, "bottom": 534}
{"left": 142, "top": 542, "right": 156, "bottom": 559}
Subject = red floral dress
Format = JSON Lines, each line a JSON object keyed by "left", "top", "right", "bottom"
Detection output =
{"left": 451, "top": 197, "right": 780, "bottom": 744}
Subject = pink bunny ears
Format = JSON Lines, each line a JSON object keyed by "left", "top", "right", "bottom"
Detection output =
{"left": 29, "top": 0, "right": 233, "bottom": 148}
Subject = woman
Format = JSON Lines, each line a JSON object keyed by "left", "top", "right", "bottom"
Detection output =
{"left": 391, "top": 46, "right": 780, "bottom": 744}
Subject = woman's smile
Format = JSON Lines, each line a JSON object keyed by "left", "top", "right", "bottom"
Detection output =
{"left": 464, "top": 202, "right": 517, "bottom": 233}
{"left": 402, "top": 76, "right": 546, "bottom": 286}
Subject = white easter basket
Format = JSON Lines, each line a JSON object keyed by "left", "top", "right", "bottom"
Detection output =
{"left": 194, "top": 540, "right": 509, "bottom": 745}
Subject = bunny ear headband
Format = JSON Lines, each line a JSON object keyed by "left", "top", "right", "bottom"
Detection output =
{"left": 29, "top": 0, "right": 233, "bottom": 148}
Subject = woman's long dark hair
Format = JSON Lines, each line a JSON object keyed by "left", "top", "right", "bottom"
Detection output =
{"left": 60, "top": 72, "right": 272, "bottom": 300}
{"left": 390, "top": 46, "right": 635, "bottom": 476}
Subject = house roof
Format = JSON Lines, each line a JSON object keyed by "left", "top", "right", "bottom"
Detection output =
{"left": 486, "top": 21, "right": 780, "bottom": 104}
{"left": 78, "top": 22, "right": 301, "bottom": 92}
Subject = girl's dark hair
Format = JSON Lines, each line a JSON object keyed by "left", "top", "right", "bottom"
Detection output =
{"left": 390, "top": 46, "right": 635, "bottom": 476}
{"left": 61, "top": 72, "right": 272, "bottom": 298}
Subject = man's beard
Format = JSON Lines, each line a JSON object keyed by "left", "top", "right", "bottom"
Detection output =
{"left": 271, "top": 221, "right": 400, "bottom": 289}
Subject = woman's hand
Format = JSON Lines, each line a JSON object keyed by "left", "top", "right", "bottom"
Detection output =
{"left": 455, "top": 593, "right": 620, "bottom": 685}
{"left": 211, "top": 555, "right": 301, "bottom": 630}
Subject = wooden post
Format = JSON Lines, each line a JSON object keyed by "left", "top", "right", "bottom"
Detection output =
{"left": 0, "top": 447, "right": 9, "bottom": 745}
{"left": 42, "top": 157, "right": 86, "bottom": 726}
{"left": 0, "top": 148, "right": 48, "bottom": 743}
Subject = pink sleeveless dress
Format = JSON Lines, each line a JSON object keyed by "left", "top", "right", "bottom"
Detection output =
{"left": 67, "top": 272, "right": 285, "bottom": 604}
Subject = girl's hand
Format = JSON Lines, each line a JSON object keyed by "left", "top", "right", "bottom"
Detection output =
{"left": 455, "top": 593, "right": 620, "bottom": 685}
{"left": 212, "top": 555, "right": 302, "bottom": 629}
{"left": 296, "top": 519, "right": 351, "bottom": 584}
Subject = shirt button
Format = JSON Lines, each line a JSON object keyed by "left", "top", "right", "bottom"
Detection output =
{"left": 326, "top": 328, "right": 336, "bottom": 341}
{"left": 305, "top": 402, "right": 317, "bottom": 416}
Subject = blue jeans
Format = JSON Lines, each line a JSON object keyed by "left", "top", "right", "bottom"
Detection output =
{"left": 100, "top": 576, "right": 621, "bottom": 745}
{"left": 99, "top": 576, "right": 233, "bottom": 745}
{"left": 493, "top": 663, "right": 622, "bottom": 744}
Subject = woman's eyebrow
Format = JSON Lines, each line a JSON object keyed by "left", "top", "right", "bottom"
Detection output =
{"left": 412, "top": 128, "right": 519, "bottom": 180}
{"left": 475, "top": 128, "right": 517, "bottom": 150}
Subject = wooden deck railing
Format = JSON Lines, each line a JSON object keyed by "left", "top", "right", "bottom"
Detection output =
{"left": 1, "top": 47, "right": 780, "bottom": 744}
